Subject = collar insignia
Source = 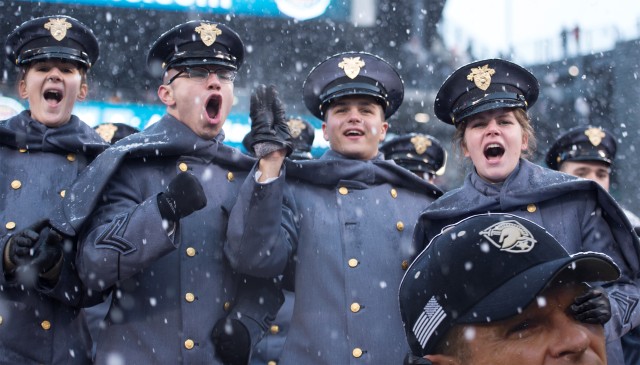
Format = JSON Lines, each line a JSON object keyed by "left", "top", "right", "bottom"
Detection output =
{"left": 411, "top": 135, "right": 432, "bottom": 155}
{"left": 195, "top": 23, "right": 222, "bottom": 47}
{"left": 287, "top": 118, "right": 306, "bottom": 138}
{"left": 95, "top": 124, "right": 118, "bottom": 143}
{"left": 584, "top": 128, "right": 605, "bottom": 146}
{"left": 479, "top": 220, "right": 537, "bottom": 253}
{"left": 338, "top": 57, "right": 365, "bottom": 79}
{"left": 44, "top": 18, "right": 72, "bottom": 41}
{"left": 467, "top": 64, "right": 496, "bottom": 91}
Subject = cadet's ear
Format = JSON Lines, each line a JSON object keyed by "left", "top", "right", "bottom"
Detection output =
{"left": 158, "top": 84, "right": 175, "bottom": 107}
{"left": 76, "top": 83, "right": 88, "bottom": 102}
{"left": 425, "top": 354, "right": 462, "bottom": 365}
{"left": 18, "top": 79, "right": 28, "bottom": 100}
{"left": 322, "top": 122, "right": 329, "bottom": 141}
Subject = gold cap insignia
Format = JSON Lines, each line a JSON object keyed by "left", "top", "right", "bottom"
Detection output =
{"left": 338, "top": 57, "right": 365, "bottom": 79}
{"left": 410, "top": 135, "right": 432, "bottom": 155}
{"left": 195, "top": 23, "right": 222, "bottom": 47}
{"left": 287, "top": 118, "right": 306, "bottom": 138}
{"left": 584, "top": 128, "right": 605, "bottom": 146}
{"left": 95, "top": 123, "right": 118, "bottom": 143}
{"left": 479, "top": 220, "right": 537, "bottom": 253}
{"left": 44, "top": 18, "right": 72, "bottom": 42}
{"left": 467, "top": 64, "right": 496, "bottom": 91}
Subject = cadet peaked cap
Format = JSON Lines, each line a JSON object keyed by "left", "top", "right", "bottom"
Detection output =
{"left": 303, "top": 52, "right": 404, "bottom": 120}
{"left": 6, "top": 15, "right": 99, "bottom": 68}
{"left": 399, "top": 213, "right": 619, "bottom": 357}
{"left": 434, "top": 59, "right": 539, "bottom": 125}
{"left": 545, "top": 126, "right": 617, "bottom": 170}
{"left": 94, "top": 123, "right": 140, "bottom": 145}
{"left": 147, "top": 20, "right": 244, "bottom": 77}
{"left": 380, "top": 133, "right": 446, "bottom": 176}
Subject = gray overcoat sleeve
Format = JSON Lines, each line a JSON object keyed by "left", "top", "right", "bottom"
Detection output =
{"left": 76, "top": 164, "right": 177, "bottom": 291}
{"left": 224, "top": 163, "right": 298, "bottom": 278}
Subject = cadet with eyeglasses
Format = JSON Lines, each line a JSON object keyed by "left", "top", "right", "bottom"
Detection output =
{"left": 56, "top": 20, "right": 294, "bottom": 364}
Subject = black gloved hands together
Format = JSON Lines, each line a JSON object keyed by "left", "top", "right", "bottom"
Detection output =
{"left": 571, "top": 286, "right": 612, "bottom": 324}
{"left": 212, "top": 317, "right": 251, "bottom": 365}
{"left": 157, "top": 172, "right": 207, "bottom": 222}
{"left": 249, "top": 84, "right": 292, "bottom": 158}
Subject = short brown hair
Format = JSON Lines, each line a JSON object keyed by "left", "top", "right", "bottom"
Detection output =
{"left": 452, "top": 108, "right": 537, "bottom": 159}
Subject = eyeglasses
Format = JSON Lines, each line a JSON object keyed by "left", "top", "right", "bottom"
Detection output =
{"left": 166, "top": 67, "right": 237, "bottom": 85}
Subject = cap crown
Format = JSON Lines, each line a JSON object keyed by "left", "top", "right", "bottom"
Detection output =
{"left": 545, "top": 126, "right": 616, "bottom": 170}
{"left": 303, "top": 52, "right": 404, "bottom": 120}
{"left": 434, "top": 59, "right": 539, "bottom": 125}
{"left": 6, "top": 15, "right": 99, "bottom": 68}
{"left": 147, "top": 20, "right": 244, "bottom": 77}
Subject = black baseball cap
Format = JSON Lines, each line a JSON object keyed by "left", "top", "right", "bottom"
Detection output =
{"left": 546, "top": 126, "right": 617, "bottom": 170}
{"left": 399, "top": 213, "right": 620, "bottom": 357}
{"left": 303, "top": 52, "right": 404, "bottom": 120}
{"left": 6, "top": 15, "right": 99, "bottom": 68}
{"left": 434, "top": 59, "right": 539, "bottom": 125}
{"left": 147, "top": 20, "right": 244, "bottom": 78}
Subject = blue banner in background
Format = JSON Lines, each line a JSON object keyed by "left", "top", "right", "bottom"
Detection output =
{"left": 13, "top": 0, "right": 350, "bottom": 21}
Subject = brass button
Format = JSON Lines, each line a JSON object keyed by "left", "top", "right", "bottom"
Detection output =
{"left": 66, "top": 153, "right": 76, "bottom": 162}
{"left": 338, "top": 186, "right": 348, "bottom": 195}
{"left": 396, "top": 221, "right": 405, "bottom": 231}
{"left": 352, "top": 348, "right": 363, "bottom": 358}
{"left": 348, "top": 258, "right": 359, "bottom": 268}
{"left": 224, "top": 301, "right": 231, "bottom": 311}
{"left": 184, "top": 339, "right": 194, "bottom": 350}
{"left": 59, "top": 190, "right": 66, "bottom": 198}
{"left": 0, "top": 315, "right": 3, "bottom": 325}
{"left": 185, "top": 293, "right": 195, "bottom": 302}
{"left": 5, "top": 222, "right": 15, "bottom": 230}
{"left": 270, "top": 325, "right": 279, "bottom": 334}
{"left": 401, "top": 260, "right": 409, "bottom": 270}
{"left": 227, "top": 172, "right": 234, "bottom": 181}
{"left": 390, "top": 188, "right": 398, "bottom": 198}
{"left": 186, "top": 247, "right": 196, "bottom": 257}
{"left": 10, "top": 180, "right": 21, "bottom": 189}
{"left": 178, "top": 162, "right": 188, "bottom": 172}
{"left": 41, "top": 320, "right": 51, "bottom": 330}
{"left": 526, "top": 204, "right": 537, "bottom": 213}
{"left": 19, "top": 148, "right": 27, "bottom": 153}
{"left": 267, "top": 361, "right": 277, "bottom": 365}
{"left": 350, "top": 302, "right": 361, "bottom": 313}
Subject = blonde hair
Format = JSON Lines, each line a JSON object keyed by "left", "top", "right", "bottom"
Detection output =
{"left": 452, "top": 108, "right": 537, "bottom": 159}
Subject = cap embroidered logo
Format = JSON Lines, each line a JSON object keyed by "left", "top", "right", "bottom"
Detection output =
{"left": 466, "top": 64, "right": 495, "bottom": 91}
{"left": 195, "top": 23, "right": 222, "bottom": 46}
{"left": 44, "top": 18, "right": 72, "bottom": 41}
{"left": 338, "top": 57, "right": 365, "bottom": 79}
{"left": 585, "top": 127, "right": 606, "bottom": 147}
{"left": 479, "top": 220, "right": 537, "bottom": 253}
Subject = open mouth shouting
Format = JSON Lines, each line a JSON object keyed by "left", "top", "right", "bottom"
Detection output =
{"left": 205, "top": 94, "right": 221, "bottom": 122}
{"left": 43, "top": 88, "right": 64, "bottom": 107}
{"left": 484, "top": 143, "right": 505, "bottom": 161}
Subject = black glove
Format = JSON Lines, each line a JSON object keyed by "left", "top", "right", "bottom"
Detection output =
{"left": 157, "top": 172, "right": 207, "bottom": 222}
{"left": 212, "top": 317, "right": 251, "bottom": 365}
{"left": 249, "top": 84, "right": 292, "bottom": 157}
{"left": 403, "top": 353, "right": 433, "bottom": 365}
{"left": 6, "top": 220, "right": 64, "bottom": 287}
{"left": 571, "top": 286, "right": 612, "bottom": 324}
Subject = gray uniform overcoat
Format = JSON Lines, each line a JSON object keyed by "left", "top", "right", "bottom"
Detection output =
{"left": 74, "top": 115, "right": 271, "bottom": 364}
{"left": 0, "top": 111, "right": 108, "bottom": 364}
{"left": 226, "top": 150, "right": 443, "bottom": 365}
{"left": 418, "top": 158, "right": 640, "bottom": 364}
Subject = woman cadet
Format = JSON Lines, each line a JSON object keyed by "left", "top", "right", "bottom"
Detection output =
{"left": 414, "top": 58, "right": 640, "bottom": 364}
{"left": 0, "top": 15, "right": 108, "bottom": 364}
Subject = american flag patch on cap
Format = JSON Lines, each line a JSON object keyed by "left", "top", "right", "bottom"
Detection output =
{"left": 413, "top": 296, "right": 446, "bottom": 349}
